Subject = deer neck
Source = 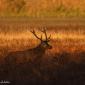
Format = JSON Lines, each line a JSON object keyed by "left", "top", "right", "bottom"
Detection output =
{"left": 34, "top": 44, "right": 46, "bottom": 54}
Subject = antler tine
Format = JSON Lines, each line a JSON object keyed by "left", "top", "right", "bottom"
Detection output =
{"left": 30, "top": 29, "right": 42, "bottom": 41}
{"left": 48, "top": 34, "right": 51, "bottom": 41}
{"left": 41, "top": 35, "right": 42, "bottom": 40}
{"left": 44, "top": 27, "right": 48, "bottom": 39}
{"left": 40, "top": 27, "right": 48, "bottom": 40}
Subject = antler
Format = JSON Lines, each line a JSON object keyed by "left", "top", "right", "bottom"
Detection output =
{"left": 30, "top": 29, "right": 42, "bottom": 41}
{"left": 47, "top": 34, "right": 51, "bottom": 41}
{"left": 40, "top": 27, "right": 51, "bottom": 41}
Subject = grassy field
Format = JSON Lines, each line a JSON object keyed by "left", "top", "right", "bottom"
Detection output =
{"left": 0, "top": 27, "right": 85, "bottom": 55}
{"left": 0, "top": 24, "right": 85, "bottom": 84}
{"left": 0, "top": 0, "right": 85, "bottom": 83}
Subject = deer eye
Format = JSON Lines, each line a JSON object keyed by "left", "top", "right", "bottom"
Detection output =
{"left": 42, "top": 43, "right": 47, "bottom": 47}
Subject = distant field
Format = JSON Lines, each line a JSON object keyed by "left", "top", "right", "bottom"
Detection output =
{"left": 0, "top": 0, "right": 85, "bottom": 17}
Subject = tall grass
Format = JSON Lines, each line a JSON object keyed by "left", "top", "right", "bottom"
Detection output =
{"left": 0, "top": 30, "right": 85, "bottom": 64}
{"left": 0, "top": 27, "right": 85, "bottom": 83}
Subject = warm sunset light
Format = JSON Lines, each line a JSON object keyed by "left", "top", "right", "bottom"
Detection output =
{"left": 0, "top": 0, "right": 85, "bottom": 84}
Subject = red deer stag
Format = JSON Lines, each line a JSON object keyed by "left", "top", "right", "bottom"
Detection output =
{"left": 5, "top": 28, "right": 52, "bottom": 65}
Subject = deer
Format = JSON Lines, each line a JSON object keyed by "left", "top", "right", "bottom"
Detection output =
{"left": 4, "top": 28, "right": 52, "bottom": 66}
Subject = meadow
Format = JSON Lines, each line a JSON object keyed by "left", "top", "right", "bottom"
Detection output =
{"left": 0, "top": 27, "right": 85, "bottom": 61}
{"left": 0, "top": 24, "right": 85, "bottom": 84}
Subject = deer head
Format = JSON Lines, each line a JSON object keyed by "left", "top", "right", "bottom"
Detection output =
{"left": 30, "top": 28, "right": 52, "bottom": 50}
